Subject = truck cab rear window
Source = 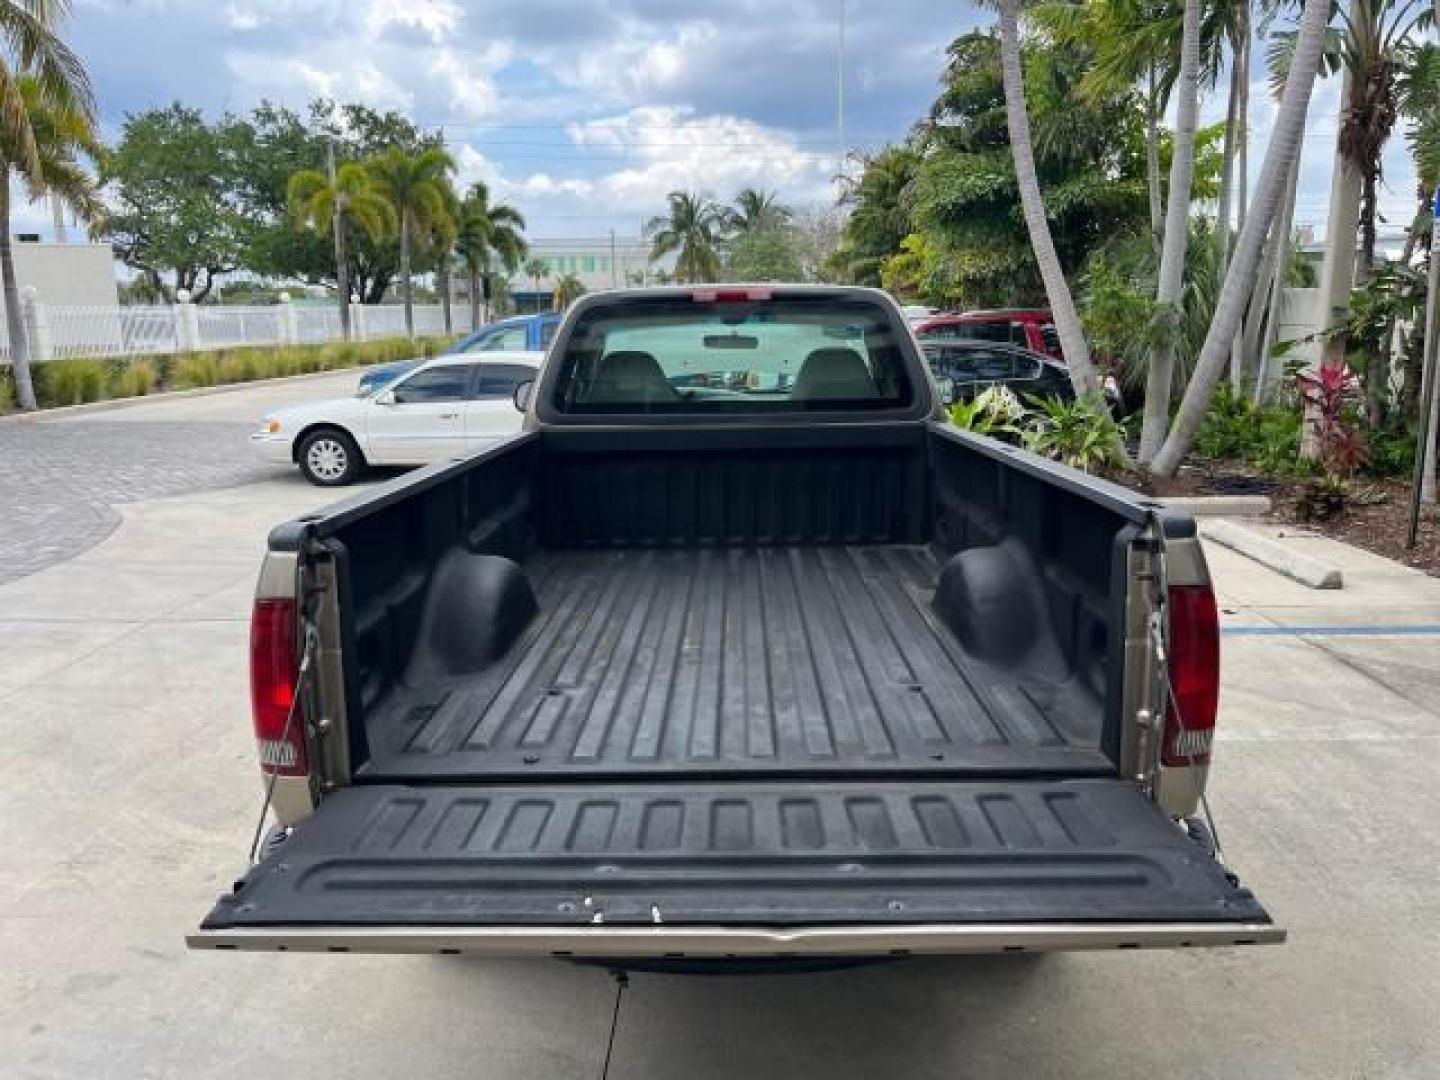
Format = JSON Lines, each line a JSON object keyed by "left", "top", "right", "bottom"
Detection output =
{"left": 550, "top": 297, "right": 915, "bottom": 414}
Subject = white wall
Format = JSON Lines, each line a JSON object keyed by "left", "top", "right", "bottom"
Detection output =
{"left": 0, "top": 242, "right": 119, "bottom": 320}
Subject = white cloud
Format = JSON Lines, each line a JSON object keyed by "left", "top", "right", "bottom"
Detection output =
{"left": 362, "top": 0, "right": 462, "bottom": 43}
{"left": 556, "top": 20, "right": 721, "bottom": 104}
{"left": 468, "top": 105, "right": 837, "bottom": 233}
{"left": 227, "top": 49, "right": 415, "bottom": 113}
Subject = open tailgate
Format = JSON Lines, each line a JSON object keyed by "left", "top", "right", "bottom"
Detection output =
{"left": 190, "top": 780, "right": 1281, "bottom": 956}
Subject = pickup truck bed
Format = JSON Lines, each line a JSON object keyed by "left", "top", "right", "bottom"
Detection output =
{"left": 193, "top": 287, "right": 1280, "bottom": 959}
{"left": 363, "top": 543, "right": 1112, "bottom": 780}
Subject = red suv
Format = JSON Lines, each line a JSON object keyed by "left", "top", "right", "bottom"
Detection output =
{"left": 914, "top": 309, "right": 1061, "bottom": 361}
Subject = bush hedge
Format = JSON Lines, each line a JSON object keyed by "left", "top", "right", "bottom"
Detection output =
{"left": 0, "top": 335, "right": 453, "bottom": 413}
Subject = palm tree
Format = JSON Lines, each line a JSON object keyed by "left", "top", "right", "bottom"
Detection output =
{"left": 431, "top": 182, "right": 460, "bottom": 335}
{"left": 995, "top": 0, "right": 1101, "bottom": 400}
{"left": 3, "top": 85, "right": 98, "bottom": 412}
{"left": 455, "top": 182, "right": 526, "bottom": 328}
{"left": 1138, "top": 0, "right": 1202, "bottom": 461}
{"left": 365, "top": 146, "right": 455, "bottom": 339}
{"left": 287, "top": 161, "right": 395, "bottom": 340}
{"left": 0, "top": 3, "right": 95, "bottom": 412}
{"left": 1398, "top": 42, "right": 1440, "bottom": 500}
{"left": 523, "top": 257, "right": 550, "bottom": 311}
{"left": 646, "top": 191, "right": 724, "bottom": 283}
{"left": 1151, "top": 0, "right": 1332, "bottom": 475}
{"left": 724, "top": 188, "right": 792, "bottom": 234}
{"left": 552, "top": 272, "right": 586, "bottom": 310}
{"left": 1304, "top": 0, "right": 1431, "bottom": 416}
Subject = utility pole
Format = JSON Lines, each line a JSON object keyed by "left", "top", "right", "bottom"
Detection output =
{"left": 610, "top": 229, "right": 618, "bottom": 289}
{"left": 837, "top": 0, "right": 847, "bottom": 184}
{"left": 328, "top": 139, "right": 353, "bottom": 341}
{"left": 1407, "top": 186, "right": 1440, "bottom": 547}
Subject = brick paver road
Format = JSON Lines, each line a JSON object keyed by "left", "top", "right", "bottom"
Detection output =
{"left": 0, "top": 371, "right": 362, "bottom": 584}
{"left": 0, "top": 419, "right": 272, "bottom": 583}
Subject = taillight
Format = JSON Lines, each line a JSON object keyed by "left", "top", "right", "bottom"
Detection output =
{"left": 250, "top": 598, "right": 307, "bottom": 777}
{"left": 691, "top": 287, "right": 773, "bottom": 303}
{"left": 1162, "top": 583, "right": 1219, "bottom": 767}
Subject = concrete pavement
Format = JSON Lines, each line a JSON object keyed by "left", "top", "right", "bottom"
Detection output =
{"left": 2, "top": 415, "right": 1440, "bottom": 1077}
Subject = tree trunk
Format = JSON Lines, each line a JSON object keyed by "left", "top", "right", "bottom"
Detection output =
{"left": 0, "top": 181, "right": 37, "bottom": 411}
{"left": 1139, "top": 0, "right": 1203, "bottom": 462}
{"left": 1229, "top": 19, "right": 1252, "bottom": 391}
{"left": 1235, "top": 23, "right": 1250, "bottom": 234}
{"left": 1146, "top": 66, "right": 1164, "bottom": 252}
{"left": 996, "top": 0, "right": 1100, "bottom": 399}
{"left": 439, "top": 255, "right": 453, "bottom": 336}
{"left": 469, "top": 267, "right": 481, "bottom": 330}
{"left": 333, "top": 208, "right": 352, "bottom": 342}
{"left": 1250, "top": 153, "right": 1302, "bottom": 403}
{"left": 1308, "top": 68, "right": 1363, "bottom": 458}
{"left": 400, "top": 212, "right": 414, "bottom": 340}
{"left": 1216, "top": 50, "right": 1241, "bottom": 275}
{"left": 1151, "top": 0, "right": 1331, "bottom": 476}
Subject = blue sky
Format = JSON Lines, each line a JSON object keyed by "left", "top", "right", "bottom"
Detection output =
{"left": 18, "top": 1, "right": 1429, "bottom": 243}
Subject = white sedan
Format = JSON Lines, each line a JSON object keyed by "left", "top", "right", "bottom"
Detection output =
{"left": 251, "top": 352, "right": 542, "bottom": 486}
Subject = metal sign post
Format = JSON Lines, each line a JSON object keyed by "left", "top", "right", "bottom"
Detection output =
{"left": 1406, "top": 186, "right": 1440, "bottom": 549}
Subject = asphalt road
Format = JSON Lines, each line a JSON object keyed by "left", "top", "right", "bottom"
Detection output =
{"left": 2, "top": 378, "right": 1439, "bottom": 1078}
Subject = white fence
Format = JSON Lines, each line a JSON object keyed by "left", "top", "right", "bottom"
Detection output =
{"left": 4, "top": 295, "right": 474, "bottom": 364}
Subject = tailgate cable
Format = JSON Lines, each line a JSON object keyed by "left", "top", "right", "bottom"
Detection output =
{"left": 599, "top": 970, "right": 630, "bottom": 1080}
{"left": 1147, "top": 604, "right": 1226, "bottom": 861}
{"left": 245, "top": 621, "right": 319, "bottom": 867}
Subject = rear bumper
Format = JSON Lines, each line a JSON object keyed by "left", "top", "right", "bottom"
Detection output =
{"left": 187, "top": 921, "right": 1284, "bottom": 957}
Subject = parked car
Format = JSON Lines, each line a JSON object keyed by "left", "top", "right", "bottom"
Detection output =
{"left": 923, "top": 340, "right": 1077, "bottom": 404}
{"left": 356, "top": 313, "right": 563, "bottom": 395}
{"left": 915, "top": 309, "right": 1061, "bottom": 360}
{"left": 195, "top": 285, "right": 1280, "bottom": 964}
{"left": 254, "top": 352, "right": 542, "bottom": 485}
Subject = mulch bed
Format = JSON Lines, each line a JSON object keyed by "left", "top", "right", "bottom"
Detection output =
{"left": 1119, "top": 462, "right": 1440, "bottom": 576}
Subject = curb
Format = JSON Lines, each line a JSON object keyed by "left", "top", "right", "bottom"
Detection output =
{"left": 1200, "top": 518, "right": 1343, "bottom": 590}
{"left": 1160, "top": 495, "right": 1272, "bottom": 517}
{"left": 0, "top": 365, "right": 373, "bottom": 423}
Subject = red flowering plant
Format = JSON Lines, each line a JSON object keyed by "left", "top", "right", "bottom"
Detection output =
{"left": 1294, "top": 359, "right": 1369, "bottom": 521}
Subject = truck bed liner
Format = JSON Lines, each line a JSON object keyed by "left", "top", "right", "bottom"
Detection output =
{"left": 361, "top": 545, "right": 1111, "bottom": 781}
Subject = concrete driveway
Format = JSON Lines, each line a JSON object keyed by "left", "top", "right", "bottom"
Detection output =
{"left": 2, "top": 383, "right": 1439, "bottom": 1078}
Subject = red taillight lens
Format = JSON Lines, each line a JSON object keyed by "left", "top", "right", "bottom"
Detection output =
{"left": 1162, "top": 583, "right": 1219, "bottom": 767}
{"left": 250, "top": 598, "right": 307, "bottom": 777}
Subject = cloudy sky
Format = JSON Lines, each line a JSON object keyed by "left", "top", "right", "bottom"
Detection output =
{"left": 19, "top": 0, "right": 1429, "bottom": 243}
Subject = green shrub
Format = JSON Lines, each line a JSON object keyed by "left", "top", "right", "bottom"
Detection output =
{"left": 172, "top": 352, "right": 220, "bottom": 388}
{"left": 112, "top": 360, "right": 157, "bottom": 398}
{"left": 1368, "top": 421, "right": 1417, "bottom": 478}
{"left": 218, "top": 352, "right": 262, "bottom": 384}
{"left": 41, "top": 359, "right": 108, "bottom": 406}
{"left": 949, "top": 385, "right": 1026, "bottom": 441}
{"left": 1194, "top": 382, "right": 1303, "bottom": 475}
{"left": 1021, "top": 394, "right": 1127, "bottom": 474}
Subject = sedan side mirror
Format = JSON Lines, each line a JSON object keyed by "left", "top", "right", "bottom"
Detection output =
{"left": 513, "top": 380, "right": 534, "bottom": 412}
{"left": 375, "top": 389, "right": 397, "bottom": 406}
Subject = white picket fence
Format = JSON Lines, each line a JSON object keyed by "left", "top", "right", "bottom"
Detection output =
{"left": 5, "top": 296, "right": 472, "bottom": 363}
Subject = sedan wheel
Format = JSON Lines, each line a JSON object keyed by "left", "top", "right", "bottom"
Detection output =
{"left": 298, "top": 429, "right": 362, "bottom": 486}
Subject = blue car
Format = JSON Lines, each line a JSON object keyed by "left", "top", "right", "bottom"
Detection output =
{"left": 356, "top": 312, "right": 563, "bottom": 395}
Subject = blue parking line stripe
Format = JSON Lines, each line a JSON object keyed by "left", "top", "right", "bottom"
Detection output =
{"left": 1222, "top": 624, "right": 1440, "bottom": 637}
